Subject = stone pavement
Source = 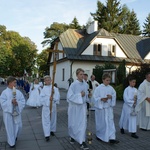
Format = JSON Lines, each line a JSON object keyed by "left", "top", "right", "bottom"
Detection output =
{"left": 0, "top": 85, "right": 150, "bottom": 150}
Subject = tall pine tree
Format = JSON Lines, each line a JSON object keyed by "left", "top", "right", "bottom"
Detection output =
{"left": 69, "top": 17, "right": 81, "bottom": 29}
{"left": 142, "top": 13, "right": 150, "bottom": 37}
{"left": 91, "top": 0, "right": 124, "bottom": 32}
{"left": 125, "top": 10, "right": 141, "bottom": 35}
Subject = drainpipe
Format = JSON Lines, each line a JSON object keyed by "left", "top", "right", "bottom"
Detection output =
{"left": 70, "top": 60, "right": 74, "bottom": 78}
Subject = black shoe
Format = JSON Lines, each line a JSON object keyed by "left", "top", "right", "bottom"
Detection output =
{"left": 109, "top": 139, "right": 120, "bottom": 144}
{"left": 140, "top": 128, "right": 147, "bottom": 131}
{"left": 80, "top": 142, "right": 89, "bottom": 150}
{"left": 10, "top": 145, "right": 15, "bottom": 148}
{"left": 69, "top": 137, "right": 75, "bottom": 144}
{"left": 120, "top": 128, "right": 125, "bottom": 134}
{"left": 45, "top": 136, "right": 50, "bottom": 141}
{"left": 96, "top": 136, "right": 102, "bottom": 142}
{"left": 131, "top": 133, "right": 139, "bottom": 139}
{"left": 51, "top": 132, "right": 55, "bottom": 136}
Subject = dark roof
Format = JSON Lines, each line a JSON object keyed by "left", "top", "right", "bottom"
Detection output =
{"left": 136, "top": 37, "right": 150, "bottom": 59}
{"left": 67, "top": 55, "right": 143, "bottom": 64}
{"left": 58, "top": 28, "right": 149, "bottom": 62}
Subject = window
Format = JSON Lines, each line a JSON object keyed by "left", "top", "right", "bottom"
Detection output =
{"left": 62, "top": 68, "right": 65, "bottom": 81}
{"left": 108, "top": 45, "right": 116, "bottom": 56}
{"left": 93, "top": 44, "right": 102, "bottom": 56}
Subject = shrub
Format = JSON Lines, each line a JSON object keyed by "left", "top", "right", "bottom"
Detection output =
{"left": 114, "top": 84, "right": 123, "bottom": 100}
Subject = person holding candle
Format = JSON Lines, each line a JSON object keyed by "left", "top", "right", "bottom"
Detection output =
{"left": 119, "top": 76, "right": 139, "bottom": 138}
{"left": 93, "top": 73, "right": 119, "bottom": 144}
{"left": 0, "top": 76, "right": 25, "bottom": 148}
{"left": 40, "top": 75, "right": 60, "bottom": 141}
{"left": 67, "top": 68, "right": 89, "bottom": 149}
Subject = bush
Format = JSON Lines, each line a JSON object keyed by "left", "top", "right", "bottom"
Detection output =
{"left": 114, "top": 84, "right": 123, "bottom": 100}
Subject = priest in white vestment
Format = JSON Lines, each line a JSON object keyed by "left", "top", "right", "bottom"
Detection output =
{"left": 0, "top": 76, "right": 25, "bottom": 148}
{"left": 93, "top": 73, "right": 119, "bottom": 144}
{"left": 67, "top": 68, "right": 89, "bottom": 149}
{"left": 40, "top": 76, "right": 60, "bottom": 141}
{"left": 135, "top": 72, "right": 150, "bottom": 130}
{"left": 119, "top": 76, "right": 138, "bottom": 138}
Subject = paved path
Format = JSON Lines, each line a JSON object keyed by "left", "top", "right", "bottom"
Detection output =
{"left": 0, "top": 85, "right": 150, "bottom": 150}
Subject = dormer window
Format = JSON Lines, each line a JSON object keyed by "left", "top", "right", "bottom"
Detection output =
{"left": 108, "top": 44, "right": 116, "bottom": 56}
{"left": 93, "top": 44, "right": 102, "bottom": 56}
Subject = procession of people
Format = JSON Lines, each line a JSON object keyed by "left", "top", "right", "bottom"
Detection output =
{"left": 0, "top": 70, "right": 150, "bottom": 149}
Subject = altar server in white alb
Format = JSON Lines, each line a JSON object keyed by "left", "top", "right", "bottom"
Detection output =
{"left": 93, "top": 73, "right": 119, "bottom": 144}
{"left": 26, "top": 78, "right": 42, "bottom": 108}
{"left": 119, "top": 76, "right": 139, "bottom": 138}
{"left": 0, "top": 76, "right": 25, "bottom": 148}
{"left": 40, "top": 75, "right": 60, "bottom": 141}
{"left": 135, "top": 72, "right": 150, "bottom": 130}
{"left": 67, "top": 68, "right": 89, "bottom": 150}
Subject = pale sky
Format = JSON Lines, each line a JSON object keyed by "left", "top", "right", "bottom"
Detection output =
{"left": 0, "top": 0, "right": 149, "bottom": 53}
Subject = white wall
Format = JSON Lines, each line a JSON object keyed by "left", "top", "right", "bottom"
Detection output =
{"left": 145, "top": 52, "right": 150, "bottom": 59}
{"left": 50, "top": 42, "right": 65, "bottom": 63}
{"left": 82, "top": 37, "right": 127, "bottom": 58}
{"left": 49, "top": 60, "right": 71, "bottom": 89}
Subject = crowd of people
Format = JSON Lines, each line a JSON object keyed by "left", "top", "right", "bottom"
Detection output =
{"left": 0, "top": 69, "right": 150, "bottom": 150}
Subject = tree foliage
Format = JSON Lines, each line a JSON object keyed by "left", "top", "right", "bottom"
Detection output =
{"left": 36, "top": 49, "right": 49, "bottom": 77}
{"left": 0, "top": 25, "right": 37, "bottom": 77}
{"left": 69, "top": 17, "right": 81, "bottom": 29}
{"left": 142, "top": 13, "right": 150, "bottom": 37}
{"left": 90, "top": 0, "right": 141, "bottom": 35}
{"left": 42, "top": 22, "right": 69, "bottom": 47}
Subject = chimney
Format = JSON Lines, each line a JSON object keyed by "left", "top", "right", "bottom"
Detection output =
{"left": 86, "top": 21, "right": 98, "bottom": 34}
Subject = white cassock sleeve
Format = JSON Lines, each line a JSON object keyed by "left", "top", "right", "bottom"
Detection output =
{"left": 123, "top": 88, "right": 134, "bottom": 107}
{"left": 110, "top": 88, "right": 116, "bottom": 107}
{"left": 0, "top": 91, "right": 13, "bottom": 113}
{"left": 67, "top": 84, "right": 83, "bottom": 104}
{"left": 93, "top": 87, "right": 104, "bottom": 109}
{"left": 40, "top": 87, "right": 50, "bottom": 106}
{"left": 16, "top": 90, "right": 26, "bottom": 113}
{"left": 135, "top": 83, "right": 147, "bottom": 112}
{"left": 53, "top": 87, "right": 60, "bottom": 104}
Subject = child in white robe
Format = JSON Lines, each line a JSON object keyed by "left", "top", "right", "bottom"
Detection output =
{"left": 0, "top": 76, "right": 25, "bottom": 148}
{"left": 26, "top": 78, "right": 42, "bottom": 107}
{"left": 119, "top": 76, "right": 139, "bottom": 138}
{"left": 93, "top": 73, "right": 119, "bottom": 144}
{"left": 67, "top": 68, "right": 89, "bottom": 150}
{"left": 40, "top": 76, "right": 60, "bottom": 141}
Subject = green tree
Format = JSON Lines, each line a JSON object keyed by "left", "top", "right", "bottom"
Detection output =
{"left": 90, "top": 1, "right": 107, "bottom": 30}
{"left": 142, "top": 13, "right": 150, "bottom": 37}
{"left": 91, "top": 0, "right": 124, "bottom": 32}
{"left": 36, "top": 49, "right": 49, "bottom": 77}
{"left": 93, "top": 62, "right": 116, "bottom": 83}
{"left": 69, "top": 17, "right": 81, "bottom": 29}
{"left": 42, "top": 22, "right": 69, "bottom": 47}
{"left": 125, "top": 10, "right": 141, "bottom": 35}
{"left": 0, "top": 25, "right": 37, "bottom": 77}
{"left": 119, "top": 4, "right": 131, "bottom": 34}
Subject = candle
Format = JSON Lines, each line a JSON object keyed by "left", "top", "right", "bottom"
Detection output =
{"left": 13, "top": 86, "right": 16, "bottom": 92}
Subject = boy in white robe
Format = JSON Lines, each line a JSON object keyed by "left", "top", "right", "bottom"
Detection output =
{"left": 135, "top": 72, "right": 150, "bottom": 130}
{"left": 0, "top": 76, "right": 25, "bottom": 148}
{"left": 93, "top": 73, "right": 119, "bottom": 144}
{"left": 40, "top": 76, "right": 60, "bottom": 141}
{"left": 119, "top": 76, "right": 138, "bottom": 138}
{"left": 67, "top": 68, "right": 89, "bottom": 150}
